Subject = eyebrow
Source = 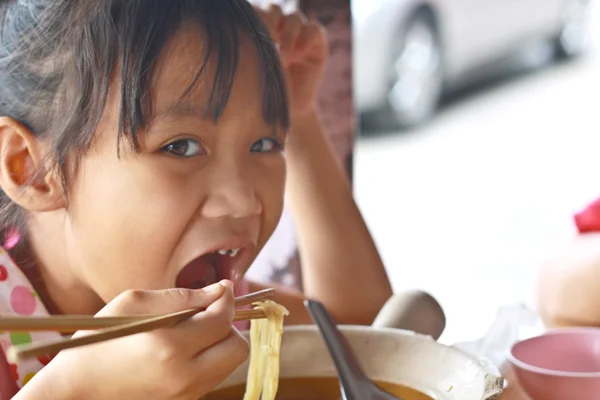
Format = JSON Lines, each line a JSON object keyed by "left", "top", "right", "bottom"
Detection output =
{"left": 154, "top": 101, "right": 208, "bottom": 120}
{"left": 153, "top": 101, "right": 287, "bottom": 137}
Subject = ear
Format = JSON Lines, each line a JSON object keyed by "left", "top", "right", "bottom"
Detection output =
{"left": 0, "top": 117, "right": 65, "bottom": 212}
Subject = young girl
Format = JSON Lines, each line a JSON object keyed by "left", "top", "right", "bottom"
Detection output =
{"left": 0, "top": 0, "right": 392, "bottom": 398}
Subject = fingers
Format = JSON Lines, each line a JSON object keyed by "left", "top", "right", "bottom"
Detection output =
{"left": 278, "top": 12, "right": 306, "bottom": 65}
{"left": 294, "top": 21, "right": 326, "bottom": 55}
{"left": 172, "top": 329, "right": 248, "bottom": 399}
{"left": 164, "top": 280, "right": 237, "bottom": 355}
{"left": 255, "top": 4, "right": 325, "bottom": 66}
{"left": 256, "top": 3, "right": 284, "bottom": 40}
{"left": 191, "top": 328, "right": 249, "bottom": 389}
{"left": 97, "top": 281, "right": 227, "bottom": 316}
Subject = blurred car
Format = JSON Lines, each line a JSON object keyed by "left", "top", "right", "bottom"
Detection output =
{"left": 353, "top": 0, "right": 593, "bottom": 129}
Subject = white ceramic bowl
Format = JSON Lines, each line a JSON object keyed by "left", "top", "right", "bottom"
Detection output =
{"left": 214, "top": 325, "right": 504, "bottom": 399}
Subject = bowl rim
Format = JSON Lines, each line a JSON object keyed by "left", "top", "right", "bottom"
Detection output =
{"left": 277, "top": 325, "right": 503, "bottom": 388}
{"left": 507, "top": 326, "right": 600, "bottom": 378}
{"left": 230, "top": 324, "right": 504, "bottom": 399}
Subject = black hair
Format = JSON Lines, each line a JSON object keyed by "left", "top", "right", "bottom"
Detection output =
{"left": 0, "top": 0, "right": 289, "bottom": 236}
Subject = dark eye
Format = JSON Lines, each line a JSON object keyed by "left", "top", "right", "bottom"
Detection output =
{"left": 161, "top": 139, "right": 205, "bottom": 157}
{"left": 250, "top": 137, "right": 282, "bottom": 153}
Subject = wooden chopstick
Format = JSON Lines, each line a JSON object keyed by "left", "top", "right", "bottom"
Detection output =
{"left": 3, "top": 288, "right": 275, "bottom": 363}
{"left": 0, "top": 288, "right": 274, "bottom": 333}
{"left": 235, "top": 288, "right": 274, "bottom": 306}
{"left": 7, "top": 308, "right": 267, "bottom": 363}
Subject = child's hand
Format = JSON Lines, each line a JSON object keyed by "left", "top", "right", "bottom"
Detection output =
{"left": 255, "top": 4, "right": 328, "bottom": 119}
{"left": 27, "top": 281, "right": 248, "bottom": 400}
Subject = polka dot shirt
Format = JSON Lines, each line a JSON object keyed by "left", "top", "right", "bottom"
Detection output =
{"left": 0, "top": 247, "right": 60, "bottom": 389}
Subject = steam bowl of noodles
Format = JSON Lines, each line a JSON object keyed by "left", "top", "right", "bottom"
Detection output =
{"left": 205, "top": 302, "right": 504, "bottom": 400}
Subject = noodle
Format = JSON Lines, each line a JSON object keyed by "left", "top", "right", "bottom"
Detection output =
{"left": 243, "top": 300, "right": 289, "bottom": 400}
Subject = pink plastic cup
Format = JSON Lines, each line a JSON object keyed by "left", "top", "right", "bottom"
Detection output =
{"left": 508, "top": 327, "right": 600, "bottom": 400}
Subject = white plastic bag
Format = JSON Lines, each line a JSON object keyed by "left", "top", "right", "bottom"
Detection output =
{"left": 453, "top": 304, "right": 545, "bottom": 369}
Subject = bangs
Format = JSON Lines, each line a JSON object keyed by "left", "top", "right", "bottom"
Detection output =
{"left": 0, "top": 0, "right": 291, "bottom": 236}
{"left": 80, "top": 0, "right": 289, "bottom": 151}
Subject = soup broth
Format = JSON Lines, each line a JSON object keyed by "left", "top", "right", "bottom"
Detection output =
{"left": 205, "top": 376, "right": 434, "bottom": 400}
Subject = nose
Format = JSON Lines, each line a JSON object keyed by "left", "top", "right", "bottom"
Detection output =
{"left": 201, "top": 161, "right": 262, "bottom": 219}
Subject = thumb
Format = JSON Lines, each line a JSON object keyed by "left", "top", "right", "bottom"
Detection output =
{"left": 96, "top": 281, "right": 229, "bottom": 317}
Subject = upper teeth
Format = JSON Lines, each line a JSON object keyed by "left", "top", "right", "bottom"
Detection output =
{"left": 217, "top": 248, "right": 240, "bottom": 257}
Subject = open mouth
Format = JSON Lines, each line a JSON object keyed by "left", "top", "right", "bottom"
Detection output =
{"left": 175, "top": 247, "right": 249, "bottom": 289}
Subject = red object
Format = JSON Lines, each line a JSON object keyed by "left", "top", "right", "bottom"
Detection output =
{"left": 37, "top": 354, "right": 54, "bottom": 366}
{"left": 8, "top": 363, "right": 18, "bottom": 382}
{"left": 0, "top": 265, "right": 7, "bottom": 281}
{"left": 574, "top": 197, "right": 600, "bottom": 234}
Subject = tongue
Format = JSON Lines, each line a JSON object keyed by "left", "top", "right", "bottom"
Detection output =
{"left": 176, "top": 254, "right": 218, "bottom": 289}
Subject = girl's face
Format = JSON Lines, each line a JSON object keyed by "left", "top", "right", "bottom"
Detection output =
{"left": 60, "top": 26, "right": 286, "bottom": 302}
